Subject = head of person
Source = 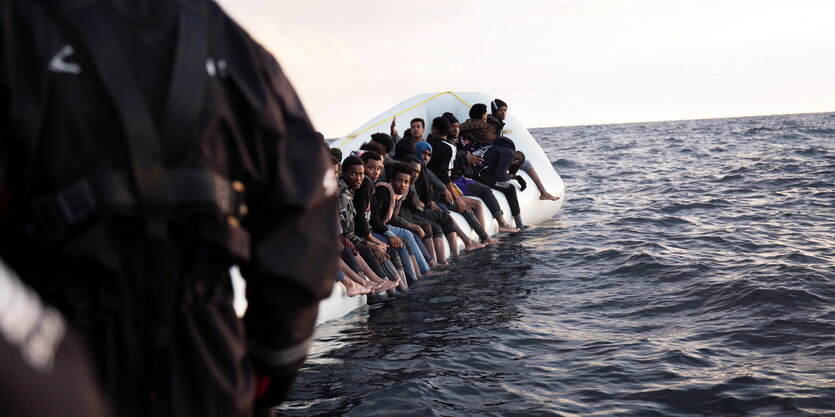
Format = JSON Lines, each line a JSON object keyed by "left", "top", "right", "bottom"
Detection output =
{"left": 512, "top": 150, "right": 526, "bottom": 170}
{"left": 401, "top": 155, "right": 423, "bottom": 184}
{"left": 329, "top": 147, "right": 342, "bottom": 163}
{"left": 341, "top": 155, "right": 365, "bottom": 190}
{"left": 409, "top": 118, "right": 425, "bottom": 140}
{"left": 370, "top": 132, "right": 395, "bottom": 154}
{"left": 330, "top": 154, "right": 340, "bottom": 179}
{"left": 360, "top": 150, "right": 384, "bottom": 182}
{"left": 431, "top": 116, "right": 450, "bottom": 139}
{"left": 469, "top": 103, "right": 488, "bottom": 122}
{"left": 359, "top": 141, "right": 384, "bottom": 155}
{"left": 442, "top": 112, "right": 460, "bottom": 138}
{"left": 390, "top": 163, "right": 413, "bottom": 195}
{"left": 414, "top": 141, "right": 432, "bottom": 165}
{"left": 491, "top": 98, "right": 508, "bottom": 120}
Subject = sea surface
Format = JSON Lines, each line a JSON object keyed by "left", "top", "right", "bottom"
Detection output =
{"left": 280, "top": 112, "right": 835, "bottom": 416}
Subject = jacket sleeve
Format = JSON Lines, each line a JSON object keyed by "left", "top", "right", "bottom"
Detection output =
{"left": 493, "top": 148, "right": 515, "bottom": 182}
{"left": 426, "top": 141, "right": 452, "bottom": 184}
{"left": 352, "top": 180, "right": 371, "bottom": 239}
{"left": 238, "top": 44, "right": 338, "bottom": 380}
{"left": 426, "top": 169, "right": 446, "bottom": 193}
{"left": 387, "top": 214, "right": 411, "bottom": 230}
{"left": 369, "top": 189, "right": 390, "bottom": 235}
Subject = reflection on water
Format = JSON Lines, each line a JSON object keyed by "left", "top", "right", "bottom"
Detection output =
{"left": 281, "top": 113, "right": 835, "bottom": 416}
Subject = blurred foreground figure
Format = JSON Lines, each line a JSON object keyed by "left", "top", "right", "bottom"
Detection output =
{"left": 0, "top": 0, "right": 337, "bottom": 415}
{"left": 0, "top": 259, "right": 111, "bottom": 417}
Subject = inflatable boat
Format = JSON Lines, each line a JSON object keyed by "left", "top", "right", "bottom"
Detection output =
{"left": 233, "top": 91, "right": 565, "bottom": 325}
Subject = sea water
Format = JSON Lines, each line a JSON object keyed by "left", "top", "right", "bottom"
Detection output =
{"left": 280, "top": 112, "right": 835, "bottom": 416}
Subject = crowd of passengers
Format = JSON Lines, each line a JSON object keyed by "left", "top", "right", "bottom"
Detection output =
{"left": 326, "top": 99, "right": 560, "bottom": 303}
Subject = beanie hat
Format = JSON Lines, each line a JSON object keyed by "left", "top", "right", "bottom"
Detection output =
{"left": 490, "top": 98, "right": 508, "bottom": 114}
{"left": 442, "top": 112, "right": 459, "bottom": 124}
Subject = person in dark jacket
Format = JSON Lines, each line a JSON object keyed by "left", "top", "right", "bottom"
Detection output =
{"left": 488, "top": 98, "right": 560, "bottom": 201}
{"left": 370, "top": 163, "right": 433, "bottom": 283}
{"left": 1, "top": 259, "right": 111, "bottom": 417}
{"left": 476, "top": 135, "right": 526, "bottom": 229}
{"left": 426, "top": 117, "right": 495, "bottom": 245}
{"left": 0, "top": 1, "right": 336, "bottom": 415}
{"left": 446, "top": 110, "right": 520, "bottom": 234}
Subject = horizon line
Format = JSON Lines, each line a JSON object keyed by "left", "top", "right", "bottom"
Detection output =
{"left": 529, "top": 110, "right": 835, "bottom": 130}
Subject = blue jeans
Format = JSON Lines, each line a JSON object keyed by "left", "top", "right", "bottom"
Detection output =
{"left": 389, "top": 226, "right": 431, "bottom": 273}
{"left": 373, "top": 232, "right": 417, "bottom": 284}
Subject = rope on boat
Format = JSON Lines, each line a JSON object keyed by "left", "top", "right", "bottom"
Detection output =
{"left": 335, "top": 91, "right": 471, "bottom": 148}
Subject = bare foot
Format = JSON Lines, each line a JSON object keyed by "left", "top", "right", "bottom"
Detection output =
{"left": 376, "top": 280, "right": 397, "bottom": 291}
{"left": 345, "top": 284, "right": 371, "bottom": 297}
{"left": 422, "top": 269, "right": 449, "bottom": 277}
{"left": 498, "top": 225, "right": 521, "bottom": 233}
{"left": 482, "top": 237, "right": 499, "bottom": 245}
{"left": 464, "top": 241, "right": 485, "bottom": 251}
{"left": 539, "top": 192, "right": 560, "bottom": 201}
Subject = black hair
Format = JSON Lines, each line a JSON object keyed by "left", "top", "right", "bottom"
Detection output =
{"left": 469, "top": 103, "right": 488, "bottom": 120}
{"left": 510, "top": 150, "right": 526, "bottom": 174}
{"left": 442, "top": 112, "right": 459, "bottom": 124}
{"left": 314, "top": 131, "right": 326, "bottom": 142}
{"left": 410, "top": 118, "right": 425, "bottom": 129}
{"left": 329, "top": 147, "right": 342, "bottom": 162}
{"left": 359, "top": 142, "right": 378, "bottom": 152}
{"left": 431, "top": 117, "right": 451, "bottom": 137}
{"left": 391, "top": 162, "right": 413, "bottom": 179}
{"left": 490, "top": 98, "right": 507, "bottom": 114}
{"left": 341, "top": 155, "right": 364, "bottom": 172}
{"left": 401, "top": 154, "right": 422, "bottom": 165}
{"left": 370, "top": 132, "right": 395, "bottom": 153}
{"left": 360, "top": 150, "right": 382, "bottom": 164}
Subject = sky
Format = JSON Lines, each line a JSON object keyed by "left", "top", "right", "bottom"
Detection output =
{"left": 215, "top": 0, "right": 835, "bottom": 138}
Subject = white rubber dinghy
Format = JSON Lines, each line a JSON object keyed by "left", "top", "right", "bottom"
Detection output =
{"left": 233, "top": 92, "right": 565, "bottom": 325}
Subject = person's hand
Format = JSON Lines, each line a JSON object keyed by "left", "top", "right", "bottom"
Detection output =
{"left": 454, "top": 195, "right": 467, "bottom": 210}
{"left": 412, "top": 226, "right": 425, "bottom": 239}
{"left": 369, "top": 242, "right": 389, "bottom": 262}
{"left": 429, "top": 202, "right": 441, "bottom": 212}
{"left": 417, "top": 201, "right": 425, "bottom": 211}
{"left": 443, "top": 189, "right": 453, "bottom": 204}
{"left": 369, "top": 239, "right": 388, "bottom": 252}
{"left": 390, "top": 116, "right": 398, "bottom": 137}
{"left": 388, "top": 235, "right": 403, "bottom": 248}
{"left": 514, "top": 175, "right": 527, "bottom": 191}
{"left": 466, "top": 153, "right": 483, "bottom": 165}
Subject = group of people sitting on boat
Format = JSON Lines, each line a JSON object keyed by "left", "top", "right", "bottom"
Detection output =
{"left": 326, "top": 99, "right": 559, "bottom": 303}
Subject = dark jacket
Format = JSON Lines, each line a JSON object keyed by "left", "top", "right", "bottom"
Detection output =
{"left": 487, "top": 114, "right": 505, "bottom": 137}
{"left": 426, "top": 137, "right": 456, "bottom": 185}
{"left": 372, "top": 182, "right": 412, "bottom": 231}
{"left": 480, "top": 136, "right": 517, "bottom": 183}
{"left": 338, "top": 178, "right": 364, "bottom": 245}
{"left": 352, "top": 176, "right": 375, "bottom": 239}
{"left": 0, "top": 1, "right": 337, "bottom": 415}
{"left": 459, "top": 119, "right": 497, "bottom": 145}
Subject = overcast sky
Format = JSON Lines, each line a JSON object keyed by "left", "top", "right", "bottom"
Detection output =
{"left": 216, "top": 0, "right": 835, "bottom": 138}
